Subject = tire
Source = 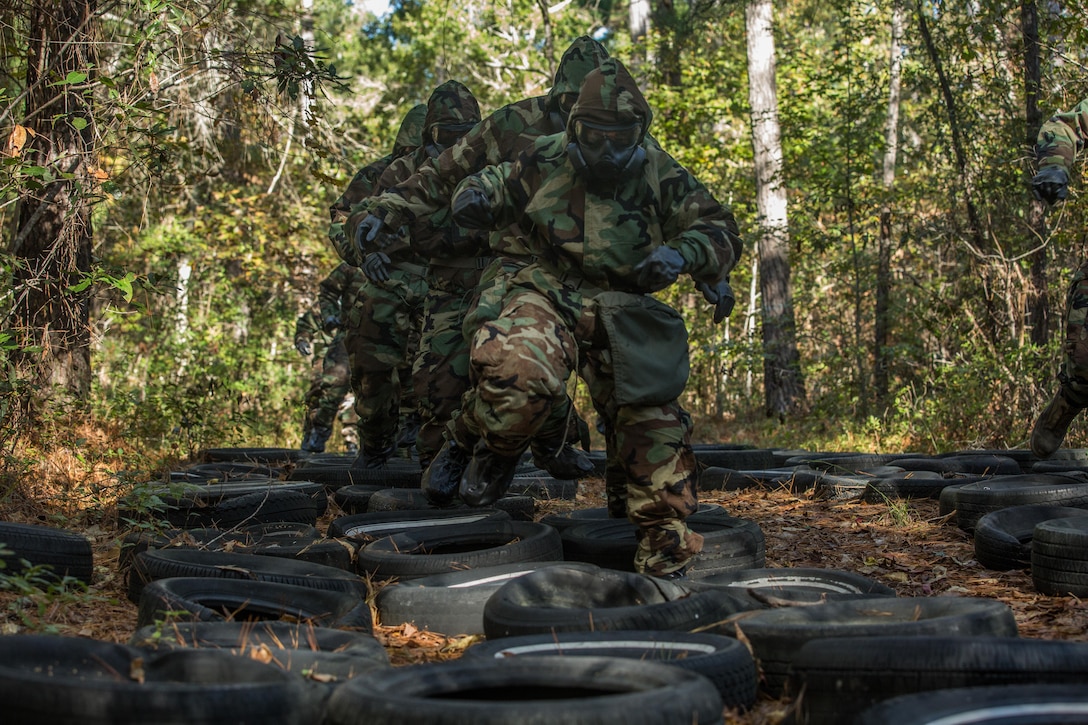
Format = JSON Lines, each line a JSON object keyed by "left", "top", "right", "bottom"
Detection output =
{"left": 691, "top": 445, "right": 776, "bottom": 470}
{"left": 327, "top": 508, "right": 511, "bottom": 542}
{"left": 853, "top": 683, "right": 1088, "bottom": 725}
{"left": 324, "top": 655, "right": 724, "bottom": 725}
{"left": 790, "top": 635, "right": 1088, "bottom": 725}
{"left": 0, "top": 633, "right": 315, "bottom": 725}
{"left": 366, "top": 488, "right": 535, "bottom": 521}
{"left": 698, "top": 467, "right": 827, "bottom": 493}
{"left": 1031, "top": 516, "right": 1088, "bottom": 596}
{"left": 686, "top": 566, "right": 895, "bottom": 605}
{"left": 136, "top": 576, "right": 372, "bottom": 631}
{"left": 199, "top": 446, "right": 304, "bottom": 464}
{"left": 211, "top": 489, "right": 318, "bottom": 528}
{"left": 130, "top": 620, "right": 389, "bottom": 685}
{"left": 939, "top": 481, "right": 972, "bottom": 519}
{"left": 482, "top": 565, "right": 757, "bottom": 639}
{"left": 781, "top": 452, "right": 916, "bottom": 474}
{"left": 559, "top": 516, "right": 765, "bottom": 577}
{"left": 118, "top": 527, "right": 252, "bottom": 571}
{"left": 973, "top": 505, "right": 1088, "bottom": 571}
{"left": 290, "top": 458, "right": 423, "bottom": 489}
{"left": 355, "top": 520, "right": 563, "bottom": 581}
{"left": 128, "top": 548, "right": 368, "bottom": 604}
{"left": 461, "top": 630, "right": 758, "bottom": 710}
{"left": 887, "top": 454, "right": 1021, "bottom": 476}
{"left": 505, "top": 473, "right": 578, "bottom": 500}
{"left": 374, "top": 562, "right": 601, "bottom": 635}
{"left": 540, "top": 503, "right": 731, "bottom": 533}
{"left": 0, "top": 521, "right": 94, "bottom": 583}
{"left": 331, "top": 484, "right": 385, "bottom": 514}
{"left": 186, "top": 461, "right": 285, "bottom": 480}
{"left": 120, "top": 481, "right": 327, "bottom": 528}
{"left": 861, "top": 473, "right": 968, "bottom": 503}
{"left": 726, "top": 595, "right": 1018, "bottom": 697}
{"left": 954, "top": 473, "right": 1088, "bottom": 533}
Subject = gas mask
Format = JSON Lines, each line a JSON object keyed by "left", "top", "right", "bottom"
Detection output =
{"left": 566, "top": 118, "right": 646, "bottom": 184}
{"left": 423, "top": 122, "right": 476, "bottom": 158}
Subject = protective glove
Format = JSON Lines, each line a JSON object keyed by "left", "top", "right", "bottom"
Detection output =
{"left": 294, "top": 338, "right": 312, "bottom": 356}
{"left": 1032, "top": 165, "right": 1070, "bottom": 205}
{"left": 451, "top": 187, "right": 495, "bottom": 229}
{"left": 363, "top": 251, "right": 392, "bottom": 283}
{"left": 354, "top": 214, "right": 385, "bottom": 255}
{"left": 322, "top": 315, "right": 341, "bottom": 333}
{"left": 633, "top": 245, "right": 686, "bottom": 292}
{"left": 696, "top": 279, "right": 736, "bottom": 324}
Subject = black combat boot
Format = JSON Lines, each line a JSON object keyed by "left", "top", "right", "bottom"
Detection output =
{"left": 301, "top": 425, "right": 332, "bottom": 453}
{"left": 1031, "top": 390, "right": 1084, "bottom": 458}
{"left": 531, "top": 439, "right": 594, "bottom": 479}
{"left": 420, "top": 439, "right": 472, "bottom": 506}
{"left": 460, "top": 442, "right": 522, "bottom": 507}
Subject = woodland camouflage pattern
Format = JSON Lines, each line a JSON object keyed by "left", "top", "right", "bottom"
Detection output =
{"left": 349, "top": 80, "right": 481, "bottom": 458}
{"left": 451, "top": 58, "right": 743, "bottom": 576}
{"left": 361, "top": 36, "right": 610, "bottom": 459}
{"left": 1037, "top": 98, "right": 1088, "bottom": 404}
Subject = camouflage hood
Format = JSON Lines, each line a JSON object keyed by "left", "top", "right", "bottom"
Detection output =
{"left": 424, "top": 80, "right": 481, "bottom": 134}
{"left": 567, "top": 57, "right": 652, "bottom": 140}
{"left": 393, "top": 103, "right": 427, "bottom": 157}
{"left": 547, "top": 36, "right": 610, "bottom": 108}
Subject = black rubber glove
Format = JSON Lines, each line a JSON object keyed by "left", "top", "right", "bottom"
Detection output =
{"left": 451, "top": 187, "right": 495, "bottom": 229}
{"left": 1032, "top": 166, "right": 1070, "bottom": 205}
{"left": 633, "top": 246, "right": 686, "bottom": 292}
{"left": 294, "top": 338, "right": 312, "bottom": 356}
{"left": 363, "top": 251, "right": 392, "bottom": 283}
{"left": 322, "top": 315, "right": 341, "bottom": 333}
{"left": 696, "top": 279, "right": 736, "bottom": 324}
{"left": 354, "top": 215, "right": 385, "bottom": 255}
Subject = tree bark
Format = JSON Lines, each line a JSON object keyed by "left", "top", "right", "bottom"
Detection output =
{"left": 746, "top": 0, "right": 805, "bottom": 419}
{"left": 11, "top": 0, "right": 97, "bottom": 408}
{"left": 1022, "top": 0, "right": 1048, "bottom": 347}
{"left": 875, "top": 2, "right": 904, "bottom": 404}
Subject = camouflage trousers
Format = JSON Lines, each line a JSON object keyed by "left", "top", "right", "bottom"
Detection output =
{"left": 1058, "top": 259, "right": 1088, "bottom": 406}
{"left": 459, "top": 287, "right": 702, "bottom": 576}
{"left": 302, "top": 336, "right": 358, "bottom": 446}
{"left": 344, "top": 269, "right": 427, "bottom": 452}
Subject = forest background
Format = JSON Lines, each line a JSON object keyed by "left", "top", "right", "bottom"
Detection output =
{"left": 2, "top": 0, "right": 1088, "bottom": 508}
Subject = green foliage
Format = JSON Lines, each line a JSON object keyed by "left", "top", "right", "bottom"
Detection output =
{"left": 0, "top": 546, "right": 109, "bottom": 635}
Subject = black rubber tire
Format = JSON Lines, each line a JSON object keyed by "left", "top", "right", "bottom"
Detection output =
{"left": 198, "top": 446, "right": 304, "bottom": 464}
{"left": 355, "top": 520, "right": 563, "bottom": 581}
{"left": 461, "top": 630, "right": 758, "bottom": 710}
{"left": 887, "top": 454, "right": 1021, "bottom": 475}
{"left": 0, "top": 521, "right": 94, "bottom": 583}
{"left": 0, "top": 633, "right": 316, "bottom": 724}
{"left": 324, "top": 655, "right": 724, "bottom": 725}
{"left": 938, "top": 481, "right": 972, "bottom": 519}
{"left": 727, "top": 595, "right": 1018, "bottom": 697}
{"left": 686, "top": 566, "right": 895, "bottom": 604}
{"left": 1031, "top": 516, "right": 1088, "bottom": 596}
{"left": 853, "top": 683, "right": 1088, "bottom": 725}
{"left": 374, "top": 562, "right": 601, "bottom": 635}
{"left": 691, "top": 445, "right": 777, "bottom": 470}
{"left": 211, "top": 489, "right": 318, "bottom": 528}
{"left": 791, "top": 635, "right": 1088, "bottom": 725}
{"left": 482, "top": 565, "right": 757, "bottom": 639}
{"left": 539, "top": 503, "right": 730, "bottom": 534}
{"left": 366, "top": 488, "right": 535, "bottom": 521}
{"left": 290, "top": 458, "right": 423, "bottom": 489}
{"left": 559, "top": 516, "right": 765, "bottom": 577}
{"left": 698, "top": 467, "right": 828, "bottom": 493}
{"left": 327, "top": 508, "right": 511, "bottom": 542}
{"left": 861, "top": 473, "right": 969, "bottom": 503}
{"left": 118, "top": 527, "right": 252, "bottom": 572}
{"left": 973, "top": 505, "right": 1088, "bottom": 571}
{"left": 505, "top": 473, "right": 578, "bottom": 500}
{"left": 136, "top": 576, "right": 372, "bottom": 631}
{"left": 954, "top": 473, "right": 1088, "bottom": 532}
{"left": 781, "top": 452, "right": 916, "bottom": 474}
{"left": 129, "top": 620, "right": 389, "bottom": 685}
{"left": 120, "top": 480, "right": 327, "bottom": 528}
{"left": 185, "top": 461, "right": 285, "bottom": 480}
{"left": 331, "top": 484, "right": 385, "bottom": 514}
{"left": 128, "top": 548, "right": 367, "bottom": 604}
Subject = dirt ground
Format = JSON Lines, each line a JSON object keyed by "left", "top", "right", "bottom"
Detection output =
{"left": 3, "top": 475, "right": 1086, "bottom": 725}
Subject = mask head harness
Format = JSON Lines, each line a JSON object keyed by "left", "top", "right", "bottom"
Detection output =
{"left": 566, "top": 118, "right": 646, "bottom": 182}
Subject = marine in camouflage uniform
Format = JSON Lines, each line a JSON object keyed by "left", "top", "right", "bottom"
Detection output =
{"left": 328, "top": 105, "right": 426, "bottom": 465}
{"left": 447, "top": 58, "right": 742, "bottom": 577}
{"left": 346, "top": 81, "right": 482, "bottom": 468}
{"left": 357, "top": 37, "right": 610, "bottom": 490}
{"left": 294, "top": 263, "right": 364, "bottom": 452}
{"left": 1031, "top": 97, "right": 1088, "bottom": 458}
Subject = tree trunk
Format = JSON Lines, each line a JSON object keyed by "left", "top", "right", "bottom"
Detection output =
{"left": 875, "top": 2, "right": 904, "bottom": 404}
{"left": 746, "top": 0, "right": 805, "bottom": 419}
{"left": 629, "top": 0, "right": 650, "bottom": 40}
{"left": 1023, "top": 0, "right": 1048, "bottom": 346}
{"left": 11, "top": 0, "right": 97, "bottom": 412}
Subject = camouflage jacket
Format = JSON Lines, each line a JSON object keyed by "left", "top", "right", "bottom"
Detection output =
{"left": 1036, "top": 97, "right": 1088, "bottom": 174}
{"left": 329, "top": 104, "right": 426, "bottom": 265}
{"left": 457, "top": 58, "right": 741, "bottom": 304}
{"left": 363, "top": 36, "right": 610, "bottom": 236}
{"left": 318, "top": 262, "right": 368, "bottom": 320}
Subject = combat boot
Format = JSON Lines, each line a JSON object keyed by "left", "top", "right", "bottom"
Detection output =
{"left": 460, "top": 442, "right": 522, "bottom": 507}
{"left": 361, "top": 440, "right": 396, "bottom": 469}
{"left": 1031, "top": 390, "right": 1084, "bottom": 458}
{"left": 421, "top": 439, "right": 471, "bottom": 506}
{"left": 397, "top": 413, "right": 421, "bottom": 449}
{"left": 301, "top": 425, "right": 332, "bottom": 453}
{"left": 531, "top": 438, "right": 594, "bottom": 480}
